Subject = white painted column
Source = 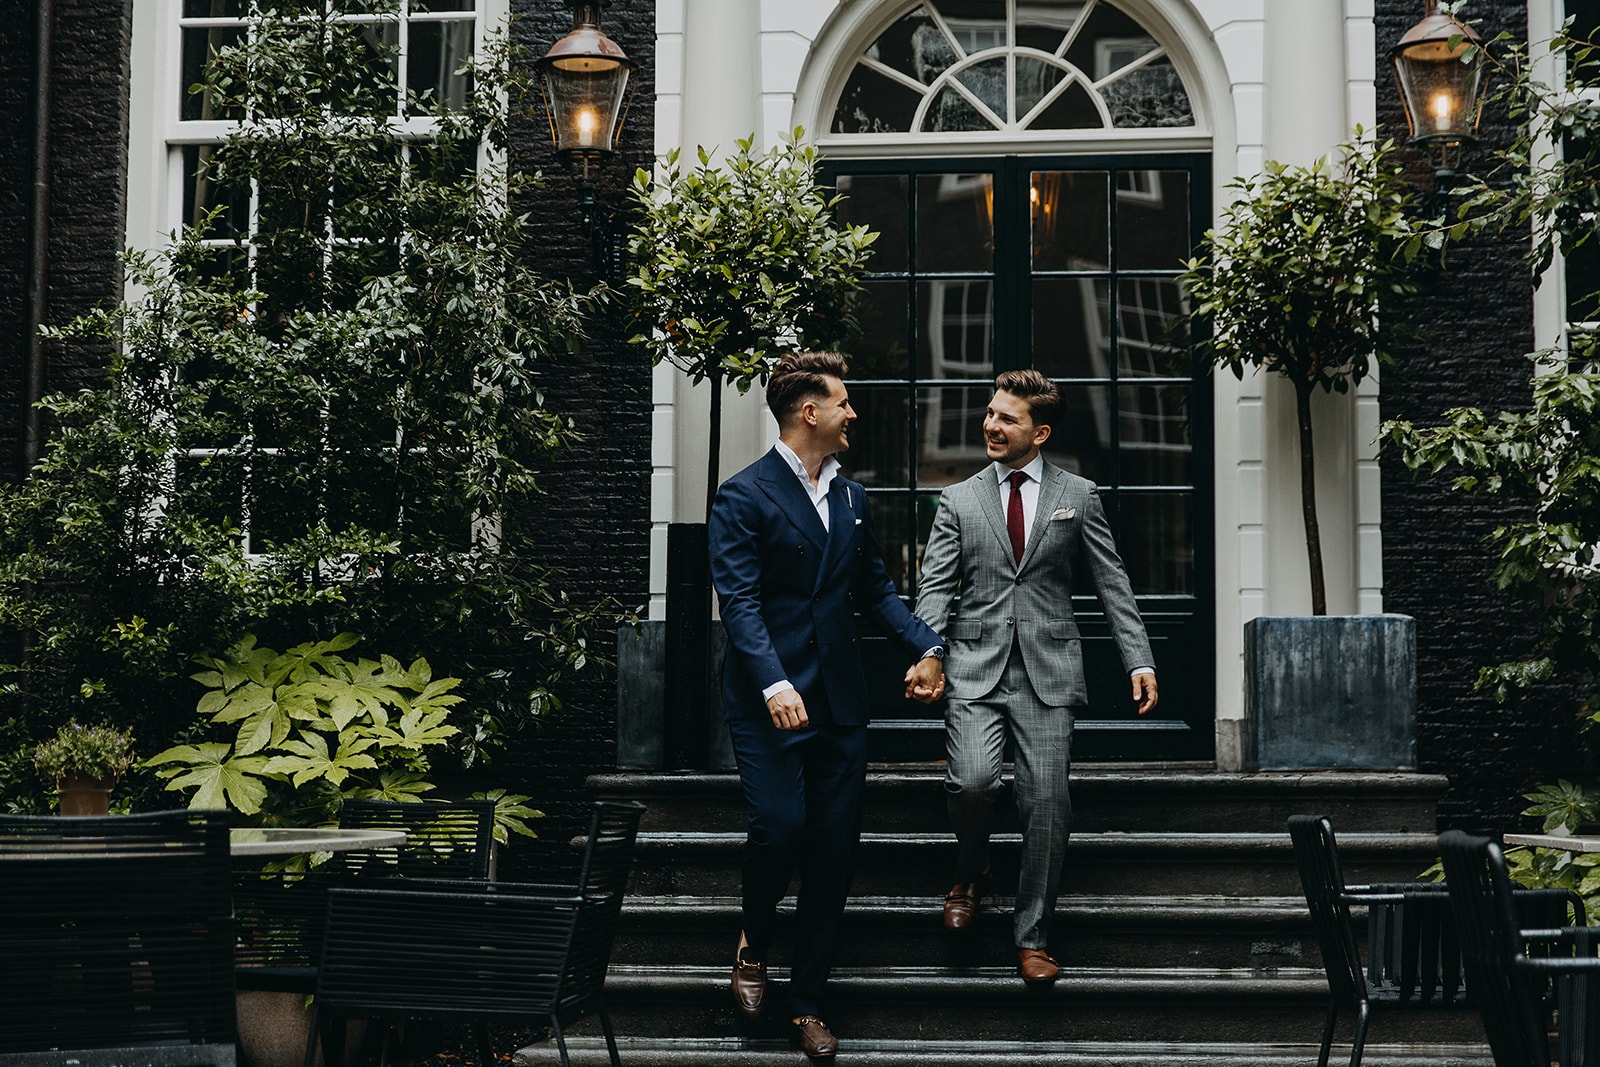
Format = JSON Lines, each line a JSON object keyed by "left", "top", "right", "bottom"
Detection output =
{"left": 1261, "top": 0, "right": 1358, "bottom": 617}
{"left": 648, "top": 0, "right": 770, "bottom": 617}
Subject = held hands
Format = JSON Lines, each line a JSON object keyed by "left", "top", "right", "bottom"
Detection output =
{"left": 904, "top": 656, "right": 946, "bottom": 704}
{"left": 766, "top": 688, "right": 809, "bottom": 731}
{"left": 1133, "top": 672, "right": 1159, "bottom": 716}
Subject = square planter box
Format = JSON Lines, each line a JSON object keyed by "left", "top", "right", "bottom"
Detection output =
{"left": 1243, "top": 614, "right": 1417, "bottom": 770}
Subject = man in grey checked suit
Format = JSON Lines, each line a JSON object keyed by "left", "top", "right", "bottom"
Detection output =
{"left": 910, "top": 369, "right": 1158, "bottom": 984}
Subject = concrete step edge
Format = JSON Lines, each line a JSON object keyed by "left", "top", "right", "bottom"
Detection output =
{"left": 515, "top": 1037, "right": 1492, "bottom": 1067}
{"left": 604, "top": 964, "right": 1338, "bottom": 998}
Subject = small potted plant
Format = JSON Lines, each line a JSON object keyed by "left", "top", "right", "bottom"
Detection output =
{"left": 34, "top": 721, "right": 136, "bottom": 816}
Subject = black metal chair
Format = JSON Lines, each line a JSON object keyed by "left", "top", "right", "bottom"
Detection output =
{"left": 233, "top": 798, "right": 499, "bottom": 994}
{"left": 1289, "top": 815, "right": 1584, "bottom": 1067}
{"left": 307, "top": 800, "right": 645, "bottom": 1067}
{"left": 0, "top": 809, "right": 237, "bottom": 1066}
{"left": 1290, "top": 814, "right": 1464, "bottom": 1067}
{"left": 1440, "top": 830, "right": 1600, "bottom": 1067}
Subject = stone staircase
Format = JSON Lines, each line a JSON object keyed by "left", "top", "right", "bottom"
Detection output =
{"left": 514, "top": 766, "right": 1494, "bottom": 1066}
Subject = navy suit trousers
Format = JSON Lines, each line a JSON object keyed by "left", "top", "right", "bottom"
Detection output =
{"left": 727, "top": 715, "right": 868, "bottom": 1018}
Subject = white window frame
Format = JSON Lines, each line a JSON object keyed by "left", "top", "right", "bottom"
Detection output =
{"left": 126, "top": 0, "right": 508, "bottom": 558}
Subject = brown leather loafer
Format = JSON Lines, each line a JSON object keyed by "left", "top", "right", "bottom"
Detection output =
{"left": 942, "top": 869, "right": 991, "bottom": 931}
{"left": 731, "top": 941, "right": 767, "bottom": 1018}
{"left": 1018, "top": 948, "right": 1060, "bottom": 984}
{"left": 793, "top": 1015, "right": 838, "bottom": 1059}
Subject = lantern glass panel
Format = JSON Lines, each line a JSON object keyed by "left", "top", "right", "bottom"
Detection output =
{"left": 542, "top": 63, "right": 632, "bottom": 155}
{"left": 1393, "top": 42, "right": 1485, "bottom": 142}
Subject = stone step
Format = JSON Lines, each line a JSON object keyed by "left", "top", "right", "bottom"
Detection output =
{"left": 614, "top": 894, "right": 1322, "bottom": 971}
{"left": 514, "top": 1037, "right": 1495, "bottom": 1067}
{"left": 545, "top": 966, "right": 1485, "bottom": 1046}
{"left": 588, "top": 768, "right": 1448, "bottom": 836}
{"left": 627, "top": 831, "right": 1440, "bottom": 898}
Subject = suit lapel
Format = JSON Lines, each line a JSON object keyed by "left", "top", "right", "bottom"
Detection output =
{"left": 755, "top": 449, "right": 828, "bottom": 553}
{"left": 1019, "top": 463, "right": 1069, "bottom": 572}
{"left": 817, "top": 479, "right": 855, "bottom": 589}
{"left": 972, "top": 468, "right": 1015, "bottom": 565}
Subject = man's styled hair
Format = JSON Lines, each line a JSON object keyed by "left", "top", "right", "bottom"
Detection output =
{"left": 767, "top": 351, "right": 849, "bottom": 425}
{"left": 994, "top": 368, "right": 1062, "bottom": 429}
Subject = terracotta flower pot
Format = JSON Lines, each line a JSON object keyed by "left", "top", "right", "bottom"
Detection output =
{"left": 57, "top": 774, "right": 114, "bottom": 816}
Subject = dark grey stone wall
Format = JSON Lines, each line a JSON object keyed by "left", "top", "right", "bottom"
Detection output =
{"left": 0, "top": 4, "right": 34, "bottom": 480}
{"left": 0, "top": 0, "right": 133, "bottom": 482}
{"left": 1376, "top": 0, "right": 1591, "bottom": 833}
{"left": 495, "top": 0, "right": 655, "bottom": 881}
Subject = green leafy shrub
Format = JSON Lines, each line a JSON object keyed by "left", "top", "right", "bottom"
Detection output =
{"left": 146, "top": 633, "right": 534, "bottom": 837}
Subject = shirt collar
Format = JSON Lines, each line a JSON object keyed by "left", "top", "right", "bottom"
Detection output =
{"left": 775, "top": 440, "right": 841, "bottom": 488}
{"left": 993, "top": 452, "right": 1045, "bottom": 486}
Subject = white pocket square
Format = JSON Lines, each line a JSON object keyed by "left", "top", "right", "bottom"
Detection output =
{"left": 1050, "top": 507, "right": 1076, "bottom": 521}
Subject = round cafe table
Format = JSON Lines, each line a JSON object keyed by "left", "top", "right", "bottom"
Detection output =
{"left": 229, "top": 827, "right": 405, "bottom": 856}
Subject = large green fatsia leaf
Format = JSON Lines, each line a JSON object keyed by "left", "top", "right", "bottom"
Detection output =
{"left": 262, "top": 731, "right": 378, "bottom": 788}
{"left": 144, "top": 742, "right": 273, "bottom": 813}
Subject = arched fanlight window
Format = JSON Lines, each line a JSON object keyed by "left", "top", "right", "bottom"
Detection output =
{"left": 832, "top": 0, "right": 1195, "bottom": 135}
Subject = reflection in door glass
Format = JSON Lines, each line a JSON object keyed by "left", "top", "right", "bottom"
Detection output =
{"left": 916, "top": 174, "right": 994, "bottom": 272}
{"left": 834, "top": 174, "right": 909, "bottom": 273}
{"left": 1032, "top": 277, "right": 1110, "bottom": 380}
{"left": 1032, "top": 171, "right": 1109, "bottom": 271}
{"left": 1115, "top": 171, "right": 1190, "bottom": 270}
{"left": 917, "top": 280, "right": 993, "bottom": 381}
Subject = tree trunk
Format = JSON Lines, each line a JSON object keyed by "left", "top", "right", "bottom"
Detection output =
{"left": 704, "top": 369, "right": 723, "bottom": 521}
{"left": 1294, "top": 381, "right": 1328, "bottom": 616}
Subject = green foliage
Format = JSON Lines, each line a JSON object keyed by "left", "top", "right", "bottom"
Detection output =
{"left": 1178, "top": 135, "right": 1429, "bottom": 612}
{"left": 624, "top": 128, "right": 877, "bottom": 394}
{"left": 33, "top": 721, "right": 136, "bottom": 786}
{"left": 1525, "top": 779, "right": 1600, "bottom": 834}
{"left": 1384, "top": 363, "right": 1600, "bottom": 711}
{"left": 1502, "top": 845, "right": 1600, "bottom": 920}
{"left": 1178, "top": 136, "right": 1424, "bottom": 397}
{"left": 0, "top": 12, "right": 619, "bottom": 805}
{"left": 145, "top": 634, "right": 536, "bottom": 835}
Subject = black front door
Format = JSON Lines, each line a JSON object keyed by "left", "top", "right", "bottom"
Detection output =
{"left": 828, "top": 153, "right": 1213, "bottom": 762}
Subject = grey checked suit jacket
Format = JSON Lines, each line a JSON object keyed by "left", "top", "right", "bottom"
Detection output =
{"left": 914, "top": 461, "right": 1154, "bottom": 708}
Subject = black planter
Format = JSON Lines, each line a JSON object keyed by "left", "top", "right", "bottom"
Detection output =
{"left": 1243, "top": 614, "right": 1417, "bottom": 770}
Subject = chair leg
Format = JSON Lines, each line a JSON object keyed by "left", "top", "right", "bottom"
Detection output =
{"left": 302, "top": 1004, "right": 322, "bottom": 1067}
{"left": 472, "top": 1022, "right": 493, "bottom": 1067}
{"left": 551, "top": 1017, "right": 571, "bottom": 1067}
{"left": 1317, "top": 1003, "right": 1339, "bottom": 1067}
{"left": 599, "top": 1002, "right": 621, "bottom": 1067}
{"left": 1347, "top": 1001, "right": 1371, "bottom": 1067}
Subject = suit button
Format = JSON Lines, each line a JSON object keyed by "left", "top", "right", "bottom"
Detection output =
{"left": 1006, "top": 617, "right": 1014, "bottom": 626}
{"left": 808, "top": 638, "right": 816, "bottom": 647}
{"left": 798, "top": 545, "right": 805, "bottom": 554}
{"left": 813, "top": 595, "right": 821, "bottom": 603}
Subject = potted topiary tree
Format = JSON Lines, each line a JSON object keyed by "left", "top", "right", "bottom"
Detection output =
{"left": 620, "top": 128, "right": 877, "bottom": 768}
{"left": 34, "top": 721, "right": 136, "bottom": 815}
{"left": 1178, "top": 135, "right": 1430, "bottom": 769}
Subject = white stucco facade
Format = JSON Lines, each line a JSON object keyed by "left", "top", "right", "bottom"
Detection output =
{"left": 649, "top": 0, "right": 1389, "bottom": 768}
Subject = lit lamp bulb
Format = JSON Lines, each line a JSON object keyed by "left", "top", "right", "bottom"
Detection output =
{"left": 1431, "top": 92, "right": 1453, "bottom": 132}
{"left": 576, "top": 107, "right": 599, "bottom": 148}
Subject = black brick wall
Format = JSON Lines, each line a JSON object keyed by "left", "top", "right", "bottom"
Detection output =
{"left": 1376, "top": 0, "right": 1590, "bottom": 833}
{"left": 0, "top": 4, "right": 35, "bottom": 481}
{"left": 494, "top": 0, "right": 655, "bottom": 880}
{"left": 0, "top": 0, "right": 132, "bottom": 482}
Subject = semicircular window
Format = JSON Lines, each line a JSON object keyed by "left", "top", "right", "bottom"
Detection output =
{"left": 832, "top": 0, "right": 1195, "bottom": 135}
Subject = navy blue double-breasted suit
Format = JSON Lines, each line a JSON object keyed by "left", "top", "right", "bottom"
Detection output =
{"left": 710, "top": 447, "right": 940, "bottom": 1016}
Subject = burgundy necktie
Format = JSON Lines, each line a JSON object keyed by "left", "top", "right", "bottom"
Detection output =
{"left": 1007, "top": 470, "right": 1028, "bottom": 564}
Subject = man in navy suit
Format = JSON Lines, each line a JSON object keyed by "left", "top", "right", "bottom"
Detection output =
{"left": 709, "top": 352, "right": 944, "bottom": 1059}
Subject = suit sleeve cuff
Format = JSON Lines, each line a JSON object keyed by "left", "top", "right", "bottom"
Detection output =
{"left": 1130, "top": 667, "right": 1155, "bottom": 678}
{"left": 761, "top": 680, "right": 795, "bottom": 702}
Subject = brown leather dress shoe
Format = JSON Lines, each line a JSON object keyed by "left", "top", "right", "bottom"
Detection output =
{"left": 731, "top": 940, "right": 766, "bottom": 1018}
{"left": 941, "top": 869, "right": 991, "bottom": 931}
{"left": 793, "top": 1015, "right": 838, "bottom": 1059}
{"left": 1018, "top": 948, "right": 1060, "bottom": 984}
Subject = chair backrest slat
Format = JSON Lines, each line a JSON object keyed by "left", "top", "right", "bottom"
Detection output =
{"left": 338, "top": 799, "right": 498, "bottom": 881}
